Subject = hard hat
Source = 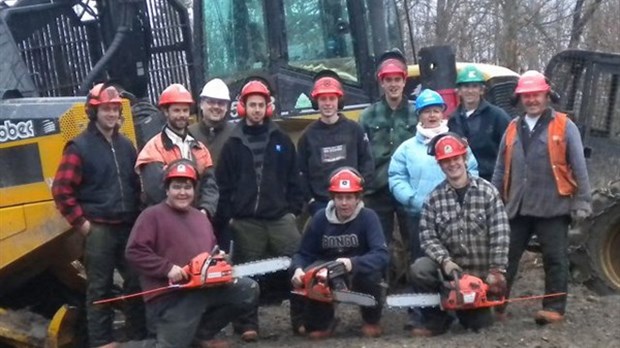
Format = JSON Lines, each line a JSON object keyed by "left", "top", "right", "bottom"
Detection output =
{"left": 328, "top": 167, "right": 363, "bottom": 193}
{"left": 377, "top": 58, "right": 407, "bottom": 79}
{"left": 311, "top": 70, "right": 344, "bottom": 99}
{"left": 87, "top": 83, "right": 123, "bottom": 106}
{"left": 415, "top": 89, "right": 446, "bottom": 113}
{"left": 239, "top": 80, "right": 271, "bottom": 101}
{"left": 165, "top": 159, "right": 198, "bottom": 182}
{"left": 456, "top": 65, "right": 485, "bottom": 85}
{"left": 514, "top": 70, "right": 550, "bottom": 94}
{"left": 433, "top": 134, "right": 468, "bottom": 161}
{"left": 159, "top": 83, "right": 194, "bottom": 106}
{"left": 200, "top": 78, "right": 230, "bottom": 101}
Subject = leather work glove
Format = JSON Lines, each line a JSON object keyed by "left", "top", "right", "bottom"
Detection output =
{"left": 336, "top": 258, "right": 353, "bottom": 272}
{"left": 485, "top": 269, "right": 507, "bottom": 298}
{"left": 291, "top": 268, "right": 305, "bottom": 288}
{"left": 571, "top": 209, "right": 590, "bottom": 224}
{"left": 442, "top": 260, "right": 462, "bottom": 276}
{"left": 167, "top": 265, "right": 188, "bottom": 283}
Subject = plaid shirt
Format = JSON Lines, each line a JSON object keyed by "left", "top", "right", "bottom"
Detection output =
{"left": 419, "top": 177, "right": 510, "bottom": 277}
{"left": 52, "top": 144, "right": 85, "bottom": 227}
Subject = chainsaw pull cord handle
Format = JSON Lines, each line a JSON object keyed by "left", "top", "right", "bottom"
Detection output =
{"left": 200, "top": 245, "right": 221, "bottom": 283}
{"left": 452, "top": 270, "right": 464, "bottom": 305}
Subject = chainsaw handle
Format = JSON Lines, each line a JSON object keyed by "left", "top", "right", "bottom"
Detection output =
{"left": 452, "top": 270, "right": 464, "bottom": 305}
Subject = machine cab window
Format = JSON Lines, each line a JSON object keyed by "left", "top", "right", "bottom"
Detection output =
{"left": 202, "top": 0, "right": 269, "bottom": 78}
{"left": 283, "top": 0, "right": 358, "bottom": 83}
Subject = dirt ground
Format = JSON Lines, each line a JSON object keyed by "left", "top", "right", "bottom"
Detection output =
{"left": 218, "top": 254, "right": 620, "bottom": 348}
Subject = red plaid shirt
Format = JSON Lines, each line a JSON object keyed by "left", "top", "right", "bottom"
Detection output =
{"left": 52, "top": 144, "right": 85, "bottom": 227}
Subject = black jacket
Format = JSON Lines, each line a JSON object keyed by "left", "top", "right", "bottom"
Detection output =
{"left": 71, "top": 122, "right": 140, "bottom": 222}
{"left": 298, "top": 114, "right": 375, "bottom": 202}
{"left": 448, "top": 100, "right": 511, "bottom": 181}
{"left": 215, "top": 120, "right": 303, "bottom": 224}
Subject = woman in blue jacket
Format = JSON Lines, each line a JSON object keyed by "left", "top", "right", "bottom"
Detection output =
{"left": 388, "top": 89, "right": 478, "bottom": 260}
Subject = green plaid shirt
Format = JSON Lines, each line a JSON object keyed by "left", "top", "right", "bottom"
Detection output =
{"left": 420, "top": 177, "right": 510, "bottom": 277}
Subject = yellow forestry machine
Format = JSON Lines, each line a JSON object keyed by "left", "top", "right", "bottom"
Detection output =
{"left": 0, "top": 0, "right": 618, "bottom": 346}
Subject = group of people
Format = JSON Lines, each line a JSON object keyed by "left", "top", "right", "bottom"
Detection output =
{"left": 51, "top": 49, "right": 592, "bottom": 348}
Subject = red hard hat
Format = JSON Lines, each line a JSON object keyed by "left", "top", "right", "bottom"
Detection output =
{"left": 377, "top": 58, "right": 407, "bottom": 79}
{"left": 159, "top": 84, "right": 194, "bottom": 106}
{"left": 240, "top": 80, "right": 271, "bottom": 101}
{"left": 87, "top": 84, "right": 123, "bottom": 106}
{"left": 329, "top": 168, "right": 363, "bottom": 193}
{"left": 514, "top": 70, "right": 550, "bottom": 94}
{"left": 165, "top": 160, "right": 198, "bottom": 182}
{"left": 434, "top": 135, "right": 468, "bottom": 161}
{"left": 311, "top": 76, "right": 344, "bottom": 99}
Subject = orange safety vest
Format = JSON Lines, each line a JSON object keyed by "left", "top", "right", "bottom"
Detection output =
{"left": 503, "top": 112, "right": 577, "bottom": 200}
{"left": 135, "top": 132, "right": 213, "bottom": 174}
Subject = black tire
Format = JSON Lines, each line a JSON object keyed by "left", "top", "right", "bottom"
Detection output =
{"left": 572, "top": 180, "right": 620, "bottom": 294}
{"left": 131, "top": 101, "right": 165, "bottom": 150}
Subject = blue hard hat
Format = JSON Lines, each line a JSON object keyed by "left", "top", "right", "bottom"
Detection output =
{"left": 415, "top": 89, "right": 446, "bottom": 114}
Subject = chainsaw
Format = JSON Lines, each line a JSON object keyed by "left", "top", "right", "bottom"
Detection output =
{"left": 94, "top": 246, "right": 290, "bottom": 304}
{"left": 291, "top": 261, "right": 377, "bottom": 307}
{"left": 386, "top": 272, "right": 566, "bottom": 310}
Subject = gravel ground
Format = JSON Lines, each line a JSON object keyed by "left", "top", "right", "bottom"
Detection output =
{"left": 220, "top": 254, "right": 620, "bottom": 348}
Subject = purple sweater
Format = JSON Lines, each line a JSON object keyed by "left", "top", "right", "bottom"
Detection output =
{"left": 125, "top": 202, "right": 216, "bottom": 301}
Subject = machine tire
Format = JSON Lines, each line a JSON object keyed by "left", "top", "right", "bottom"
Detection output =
{"left": 570, "top": 180, "right": 620, "bottom": 294}
{"left": 131, "top": 100, "right": 165, "bottom": 150}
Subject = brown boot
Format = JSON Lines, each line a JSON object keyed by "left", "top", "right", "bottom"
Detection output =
{"left": 534, "top": 310, "right": 564, "bottom": 325}
{"left": 361, "top": 323, "right": 382, "bottom": 338}
{"left": 199, "top": 339, "right": 230, "bottom": 348}
{"left": 241, "top": 330, "right": 258, "bottom": 342}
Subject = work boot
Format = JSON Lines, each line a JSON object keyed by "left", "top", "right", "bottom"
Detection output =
{"left": 534, "top": 310, "right": 564, "bottom": 325}
{"left": 411, "top": 327, "right": 438, "bottom": 337}
{"left": 241, "top": 330, "right": 258, "bottom": 342}
{"left": 198, "top": 339, "right": 230, "bottom": 348}
{"left": 361, "top": 323, "right": 382, "bottom": 337}
{"left": 307, "top": 318, "right": 338, "bottom": 340}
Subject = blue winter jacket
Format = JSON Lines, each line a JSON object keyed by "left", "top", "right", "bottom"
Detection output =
{"left": 388, "top": 132, "right": 479, "bottom": 215}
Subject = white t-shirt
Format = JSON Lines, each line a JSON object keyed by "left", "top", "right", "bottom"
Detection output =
{"left": 524, "top": 115, "right": 541, "bottom": 131}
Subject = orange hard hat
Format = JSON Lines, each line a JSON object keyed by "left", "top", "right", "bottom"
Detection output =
{"left": 377, "top": 58, "right": 407, "bottom": 79}
{"left": 239, "top": 80, "right": 271, "bottom": 101}
{"left": 329, "top": 167, "right": 363, "bottom": 193}
{"left": 434, "top": 135, "right": 468, "bottom": 161}
{"left": 165, "top": 160, "right": 198, "bottom": 182}
{"left": 311, "top": 70, "right": 344, "bottom": 99}
{"left": 87, "top": 84, "right": 123, "bottom": 106}
{"left": 159, "top": 84, "right": 194, "bottom": 106}
{"left": 514, "top": 70, "right": 550, "bottom": 94}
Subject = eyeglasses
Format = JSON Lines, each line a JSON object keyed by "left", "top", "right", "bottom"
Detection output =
{"left": 202, "top": 98, "right": 228, "bottom": 107}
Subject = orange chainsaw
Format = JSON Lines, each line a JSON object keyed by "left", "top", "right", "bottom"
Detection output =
{"left": 386, "top": 272, "right": 565, "bottom": 310}
{"left": 94, "top": 246, "right": 290, "bottom": 304}
{"left": 292, "top": 261, "right": 377, "bottom": 307}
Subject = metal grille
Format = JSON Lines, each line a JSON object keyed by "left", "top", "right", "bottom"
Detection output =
{"left": 487, "top": 80, "right": 518, "bottom": 117}
{"left": 145, "top": 0, "right": 193, "bottom": 100}
{"left": 15, "top": 12, "right": 95, "bottom": 98}
{"left": 58, "top": 100, "right": 137, "bottom": 146}
{"left": 546, "top": 50, "right": 620, "bottom": 140}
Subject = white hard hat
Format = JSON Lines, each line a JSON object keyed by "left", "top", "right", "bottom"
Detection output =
{"left": 200, "top": 78, "right": 230, "bottom": 101}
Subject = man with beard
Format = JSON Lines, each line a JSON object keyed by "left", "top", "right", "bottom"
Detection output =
{"left": 215, "top": 77, "right": 303, "bottom": 341}
{"left": 298, "top": 70, "right": 374, "bottom": 216}
{"left": 136, "top": 84, "right": 218, "bottom": 219}
{"left": 448, "top": 65, "right": 511, "bottom": 182}
{"left": 492, "top": 70, "right": 591, "bottom": 324}
{"left": 409, "top": 133, "right": 509, "bottom": 336}
{"left": 188, "top": 78, "right": 234, "bottom": 165}
{"left": 291, "top": 167, "right": 389, "bottom": 339}
{"left": 359, "top": 49, "right": 417, "bottom": 260}
{"left": 52, "top": 84, "right": 145, "bottom": 347}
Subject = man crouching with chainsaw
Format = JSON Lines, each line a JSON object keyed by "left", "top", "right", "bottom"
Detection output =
{"left": 290, "top": 167, "right": 390, "bottom": 339}
{"left": 409, "top": 133, "right": 510, "bottom": 336}
{"left": 125, "top": 160, "right": 259, "bottom": 348}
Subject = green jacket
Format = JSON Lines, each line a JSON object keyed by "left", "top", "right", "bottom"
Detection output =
{"left": 359, "top": 97, "right": 417, "bottom": 194}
